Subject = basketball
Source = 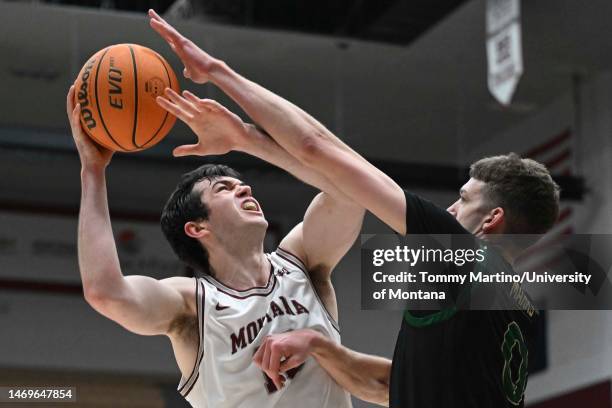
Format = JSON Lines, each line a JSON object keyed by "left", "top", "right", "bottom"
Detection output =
{"left": 74, "top": 43, "right": 179, "bottom": 152}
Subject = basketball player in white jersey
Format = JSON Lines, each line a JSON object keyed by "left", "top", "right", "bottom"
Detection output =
{"left": 67, "top": 60, "right": 390, "bottom": 406}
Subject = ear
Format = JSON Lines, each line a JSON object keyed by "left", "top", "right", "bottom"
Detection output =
{"left": 482, "top": 207, "right": 505, "bottom": 233}
{"left": 184, "top": 221, "right": 209, "bottom": 239}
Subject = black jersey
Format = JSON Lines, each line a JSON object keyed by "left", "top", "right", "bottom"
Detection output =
{"left": 389, "top": 191, "right": 536, "bottom": 408}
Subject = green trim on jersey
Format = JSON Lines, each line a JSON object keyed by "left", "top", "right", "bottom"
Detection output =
{"left": 403, "top": 307, "right": 458, "bottom": 327}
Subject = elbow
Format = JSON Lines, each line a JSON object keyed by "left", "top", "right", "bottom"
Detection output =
{"left": 82, "top": 278, "right": 125, "bottom": 310}
{"left": 83, "top": 285, "right": 111, "bottom": 310}
{"left": 360, "top": 363, "right": 391, "bottom": 406}
{"left": 298, "top": 132, "right": 331, "bottom": 167}
{"left": 83, "top": 285, "right": 128, "bottom": 321}
{"left": 373, "top": 379, "right": 390, "bottom": 407}
{"left": 358, "top": 378, "right": 389, "bottom": 407}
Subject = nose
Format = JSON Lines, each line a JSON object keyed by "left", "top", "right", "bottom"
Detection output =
{"left": 447, "top": 200, "right": 458, "bottom": 216}
{"left": 236, "top": 184, "right": 252, "bottom": 197}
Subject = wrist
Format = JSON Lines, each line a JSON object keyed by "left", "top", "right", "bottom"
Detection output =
{"left": 80, "top": 165, "right": 106, "bottom": 180}
{"left": 234, "top": 123, "right": 263, "bottom": 154}
{"left": 306, "top": 329, "right": 327, "bottom": 356}
{"left": 208, "top": 59, "right": 232, "bottom": 84}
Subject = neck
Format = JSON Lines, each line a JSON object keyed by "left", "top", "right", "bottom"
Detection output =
{"left": 498, "top": 245, "right": 522, "bottom": 266}
{"left": 207, "top": 238, "right": 270, "bottom": 290}
{"left": 479, "top": 234, "right": 523, "bottom": 266}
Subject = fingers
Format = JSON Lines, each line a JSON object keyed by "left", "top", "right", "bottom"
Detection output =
{"left": 173, "top": 144, "right": 199, "bottom": 157}
{"left": 253, "top": 338, "right": 284, "bottom": 390}
{"left": 253, "top": 343, "right": 265, "bottom": 368}
{"left": 258, "top": 338, "right": 285, "bottom": 390}
{"left": 148, "top": 9, "right": 185, "bottom": 46}
{"left": 66, "top": 85, "right": 75, "bottom": 118}
{"left": 268, "top": 344, "right": 284, "bottom": 390}
{"left": 261, "top": 339, "right": 272, "bottom": 373}
{"left": 147, "top": 8, "right": 162, "bottom": 21}
{"left": 66, "top": 86, "right": 84, "bottom": 136}
{"left": 156, "top": 95, "right": 194, "bottom": 122}
{"left": 164, "top": 88, "right": 200, "bottom": 116}
{"left": 67, "top": 85, "right": 88, "bottom": 139}
{"left": 280, "top": 355, "right": 304, "bottom": 373}
{"left": 181, "top": 90, "right": 212, "bottom": 111}
{"left": 180, "top": 90, "right": 224, "bottom": 115}
{"left": 181, "top": 89, "right": 200, "bottom": 105}
{"left": 71, "top": 102, "right": 81, "bottom": 129}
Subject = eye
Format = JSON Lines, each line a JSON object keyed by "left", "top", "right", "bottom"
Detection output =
{"left": 216, "top": 185, "right": 228, "bottom": 192}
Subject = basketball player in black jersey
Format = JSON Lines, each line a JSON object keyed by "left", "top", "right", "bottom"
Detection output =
{"left": 148, "top": 9, "right": 560, "bottom": 407}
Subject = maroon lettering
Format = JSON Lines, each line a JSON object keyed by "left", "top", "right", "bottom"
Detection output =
{"left": 256, "top": 316, "right": 266, "bottom": 331}
{"left": 270, "top": 301, "right": 284, "bottom": 317}
{"left": 231, "top": 327, "right": 247, "bottom": 354}
{"left": 229, "top": 298, "right": 311, "bottom": 354}
{"left": 279, "top": 296, "right": 295, "bottom": 315}
{"left": 292, "top": 300, "right": 309, "bottom": 315}
{"left": 246, "top": 321, "right": 259, "bottom": 343}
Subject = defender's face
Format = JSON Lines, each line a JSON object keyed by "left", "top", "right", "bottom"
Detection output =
{"left": 446, "top": 178, "right": 492, "bottom": 234}
{"left": 196, "top": 176, "right": 268, "bottom": 233}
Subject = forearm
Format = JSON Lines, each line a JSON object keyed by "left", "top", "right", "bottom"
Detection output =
{"left": 210, "top": 62, "right": 351, "bottom": 164}
{"left": 309, "top": 331, "right": 391, "bottom": 406}
{"left": 238, "top": 124, "right": 350, "bottom": 200}
{"left": 78, "top": 168, "right": 124, "bottom": 297}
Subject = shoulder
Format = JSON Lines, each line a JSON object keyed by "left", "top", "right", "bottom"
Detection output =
{"left": 161, "top": 276, "right": 199, "bottom": 316}
{"left": 272, "top": 247, "right": 307, "bottom": 269}
{"left": 404, "top": 190, "right": 468, "bottom": 235}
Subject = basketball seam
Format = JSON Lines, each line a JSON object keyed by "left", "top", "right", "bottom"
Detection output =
{"left": 94, "top": 47, "right": 127, "bottom": 151}
{"left": 128, "top": 45, "right": 139, "bottom": 150}
{"left": 139, "top": 52, "right": 173, "bottom": 148}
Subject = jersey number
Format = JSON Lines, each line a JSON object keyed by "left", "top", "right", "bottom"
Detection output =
{"left": 501, "top": 321, "right": 528, "bottom": 405}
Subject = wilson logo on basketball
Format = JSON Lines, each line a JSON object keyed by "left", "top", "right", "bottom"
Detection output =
{"left": 77, "top": 57, "right": 97, "bottom": 130}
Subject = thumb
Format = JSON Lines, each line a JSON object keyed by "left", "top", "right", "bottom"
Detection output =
{"left": 280, "top": 355, "right": 305, "bottom": 373}
{"left": 183, "top": 67, "right": 191, "bottom": 79}
{"left": 173, "top": 143, "right": 199, "bottom": 157}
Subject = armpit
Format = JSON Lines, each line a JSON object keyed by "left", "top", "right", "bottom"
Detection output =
{"left": 168, "top": 313, "right": 198, "bottom": 341}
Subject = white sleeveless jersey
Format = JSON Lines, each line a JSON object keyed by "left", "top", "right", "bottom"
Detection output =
{"left": 177, "top": 248, "right": 352, "bottom": 408}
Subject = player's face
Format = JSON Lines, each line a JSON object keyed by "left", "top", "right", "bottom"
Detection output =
{"left": 447, "top": 178, "right": 493, "bottom": 235}
{"left": 197, "top": 176, "right": 268, "bottom": 235}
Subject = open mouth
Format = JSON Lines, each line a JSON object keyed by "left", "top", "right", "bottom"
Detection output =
{"left": 241, "top": 199, "right": 260, "bottom": 212}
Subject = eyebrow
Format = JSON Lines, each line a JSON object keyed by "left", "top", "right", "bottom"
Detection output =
{"left": 211, "top": 179, "right": 245, "bottom": 190}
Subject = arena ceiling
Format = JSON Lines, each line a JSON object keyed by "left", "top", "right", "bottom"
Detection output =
{"left": 35, "top": 0, "right": 468, "bottom": 45}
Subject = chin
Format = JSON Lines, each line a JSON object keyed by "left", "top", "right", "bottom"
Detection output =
{"left": 247, "top": 216, "right": 268, "bottom": 229}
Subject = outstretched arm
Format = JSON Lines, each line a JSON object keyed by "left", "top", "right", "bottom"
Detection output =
{"left": 253, "top": 329, "right": 391, "bottom": 406}
{"left": 67, "top": 85, "right": 191, "bottom": 337}
{"left": 148, "top": 10, "right": 407, "bottom": 234}
{"left": 156, "top": 88, "right": 350, "bottom": 201}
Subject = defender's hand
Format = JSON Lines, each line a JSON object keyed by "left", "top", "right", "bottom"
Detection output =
{"left": 253, "top": 329, "right": 318, "bottom": 390}
{"left": 148, "top": 9, "right": 221, "bottom": 84}
{"left": 67, "top": 85, "right": 113, "bottom": 171}
{"left": 156, "top": 88, "right": 248, "bottom": 157}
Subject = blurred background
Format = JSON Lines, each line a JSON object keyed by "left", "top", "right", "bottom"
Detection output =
{"left": 0, "top": 0, "right": 611, "bottom": 406}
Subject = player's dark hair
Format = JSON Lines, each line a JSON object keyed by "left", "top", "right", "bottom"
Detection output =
{"left": 161, "top": 164, "right": 241, "bottom": 276}
{"left": 469, "top": 153, "right": 560, "bottom": 234}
